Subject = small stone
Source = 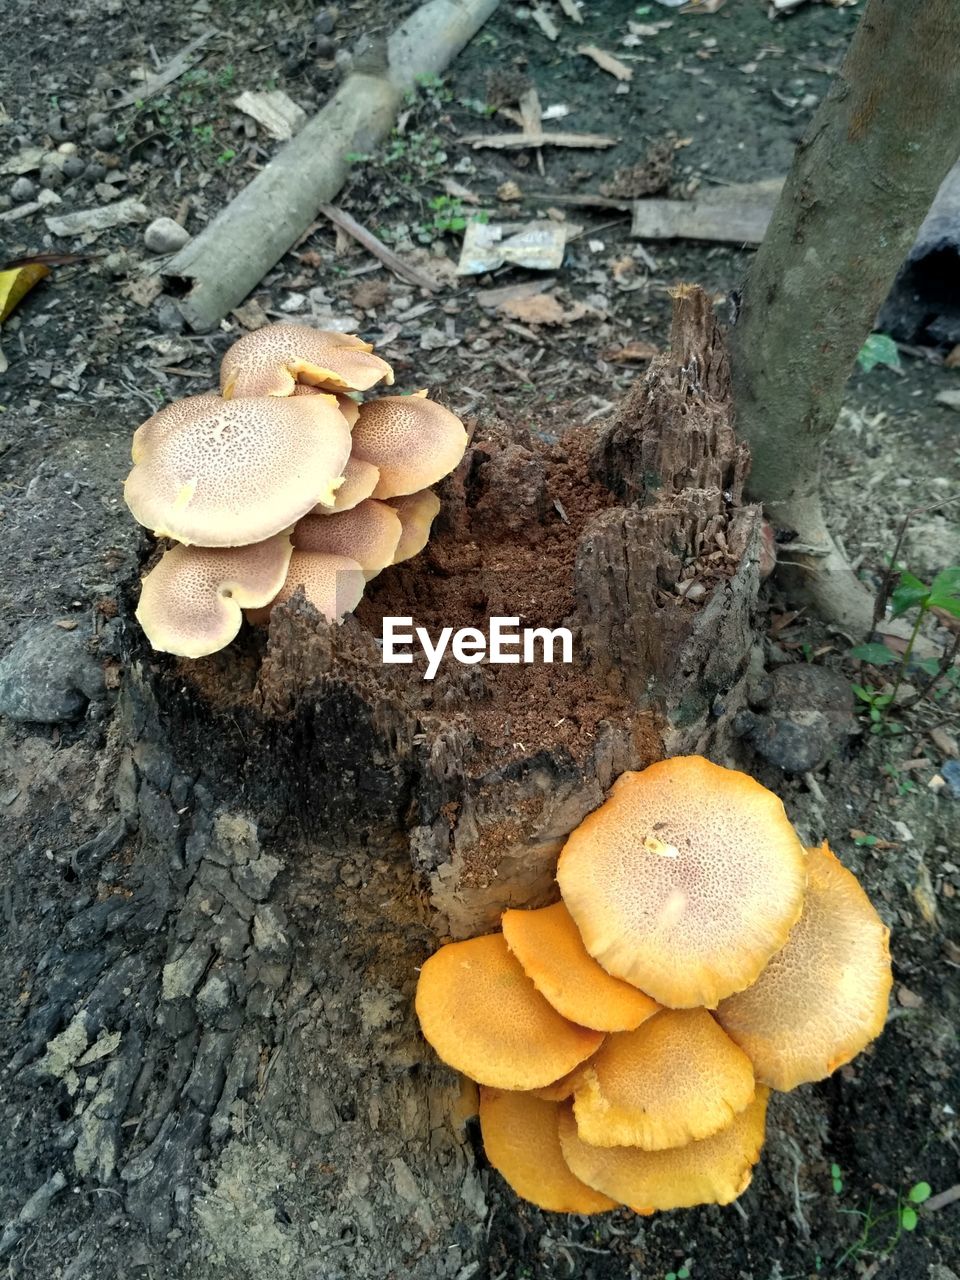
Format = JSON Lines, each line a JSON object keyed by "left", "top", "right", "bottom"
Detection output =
{"left": 941, "top": 759, "right": 960, "bottom": 799}
{"left": 57, "top": 141, "right": 78, "bottom": 156}
{"left": 280, "top": 291, "right": 308, "bottom": 312}
{"left": 252, "top": 903, "right": 290, "bottom": 955}
{"left": 39, "top": 164, "right": 64, "bottom": 190}
{"left": 143, "top": 216, "right": 191, "bottom": 254}
{"left": 83, "top": 161, "right": 107, "bottom": 183}
{"left": 313, "top": 7, "right": 335, "bottom": 33}
{"left": 86, "top": 110, "right": 108, "bottom": 132}
{"left": 62, "top": 155, "right": 86, "bottom": 179}
{"left": 90, "top": 125, "right": 116, "bottom": 150}
{"left": 11, "top": 176, "right": 36, "bottom": 202}
{"left": 47, "top": 112, "right": 74, "bottom": 143}
{"left": 234, "top": 853, "right": 283, "bottom": 901}
{"left": 154, "top": 295, "right": 186, "bottom": 333}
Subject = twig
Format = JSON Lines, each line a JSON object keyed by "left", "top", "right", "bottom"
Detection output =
{"left": 110, "top": 30, "right": 217, "bottom": 110}
{"left": 317, "top": 204, "right": 439, "bottom": 292}
{"left": 924, "top": 1183, "right": 960, "bottom": 1212}
{"left": 460, "top": 130, "right": 618, "bottom": 151}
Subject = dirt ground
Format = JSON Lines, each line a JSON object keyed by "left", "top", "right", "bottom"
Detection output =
{"left": 1, "top": 1, "right": 958, "bottom": 1278}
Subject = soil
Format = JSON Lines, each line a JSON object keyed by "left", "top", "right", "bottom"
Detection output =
{"left": 1, "top": 2, "right": 958, "bottom": 1280}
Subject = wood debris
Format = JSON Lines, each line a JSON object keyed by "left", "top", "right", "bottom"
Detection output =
{"left": 232, "top": 90, "right": 307, "bottom": 141}
{"left": 557, "top": 0, "right": 583, "bottom": 20}
{"left": 475, "top": 279, "right": 555, "bottom": 310}
{"left": 530, "top": 4, "right": 559, "bottom": 40}
{"left": 45, "top": 199, "right": 150, "bottom": 239}
{"left": 577, "top": 45, "right": 634, "bottom": 82}
{"left": 632, "top": 178, "right": 784, "bottom": 244}
{"left": 110, "top": 30, "right": 217, "bottom": 110}
{"left": 460, "top": 128, "right": 616, "bottom": 150}
{"left": 603, "top": 340, "right": 659, "bottom": 362}
{"left": 318, "top": 205, "right": 439, "bottom": 292}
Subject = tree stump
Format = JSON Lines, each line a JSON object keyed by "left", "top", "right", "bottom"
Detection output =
{"left": 5, "top": 286, "right": 764, "bottom": 1273}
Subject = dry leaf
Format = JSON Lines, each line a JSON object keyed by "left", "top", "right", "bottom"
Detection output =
{"left": 944, "top": 344, "right": 960, "bottom": 369}
{"left": 604, "top": 339, "right": 659, "bottom": 362}
{"left": 499, "top": 292, "right": 595, "bottom": 326}
{"left": 0, "top": 262, "right": 50, "bottom": 322}
{"left": 577, "top": 45, "right": 634, "bottom": 82}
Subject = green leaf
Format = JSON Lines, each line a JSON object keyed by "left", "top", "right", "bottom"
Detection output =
{"left": 900, "top": 1205, "right": 919, "bottom": 1232}
{"left": 852, "top": 684, "right": 877, "bottom": 703}
{"left": 908, "top": 1181, "right": 932, "bottom": 1204}
{"left": 850, "top": 643, "right": 898, "bottom": 666}
{"left": 928, "top": 567, "right": 960, "bottom": 617}
{"left": 890, "top": 571, "right": 930, "bottom": 618}
{"left": 854, "top": 833, "right": 879, "bottom": 847}
{"left": 915, "top": 657, "right": 940, "bottom": 677}
{"left": 830, "top": 1163, "right": 842, "bottom": 1179}
{"left": 857, "top": 332, "right": 902, "bottom": 373}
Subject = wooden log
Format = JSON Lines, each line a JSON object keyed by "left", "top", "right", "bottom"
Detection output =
{"left": 162, "top": 0, "right": 500, "bottom": 332}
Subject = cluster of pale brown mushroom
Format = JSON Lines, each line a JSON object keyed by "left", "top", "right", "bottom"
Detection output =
{"left": 416, "top": 756, "right": 892, "bottom": 1215}
{"left": 123, "top": 324, "right": 468, "bottom": 658}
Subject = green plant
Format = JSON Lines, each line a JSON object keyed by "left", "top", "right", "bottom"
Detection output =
{"left": 835, "top": 1180, "right": 932, "bottom": 1269}
{"left": 831, "top": 1162, "right": 844, "bottom": 1194}
{"left": 857, "top": 332, "right": 902, "bottom": 373}
{"left": 850, "top": 565, "right": 960, "bottom": 730}
{"left": 665, "top": 1266, "right": 690, "bottom": 1280}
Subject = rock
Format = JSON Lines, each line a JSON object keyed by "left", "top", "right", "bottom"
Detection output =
{"left": 83, "top": 161, "right": 107, "bottom": 184}
{"left": 11, "top": 176, "right": 36, "bottom": 202}
{"left": 0, "top": 622, "right": 106, "bottom": 723}
{"left": 47, "top": 112, "right": 74, "bottom": 143}
{"left": 941, "top": 758, "right": 960, "bottom": 799}
{"left": 252, "top": 903, "right": 290, "bottom": 956}
{"left": 153, "top": 295, "right": 186, "bottom": 333}
{"left": 62, "top": 155, "right": 86, "bottom": 180}
{"left": 39, "top": 164, "right": 64, "bottom": 190}
{"left": 234, "top": 853, "right": 283, "bottom": 901}
{"left": 143, "top": 217, "right": 191, "bottom": 255}
{"left": 314, "top": 8, "right": 336, "bottom": 34}
{"left": 89, "top": 126, "right": 117, "bottom": 150}
{"left": 734, "top": 664, "right": 858, "bottom": 774}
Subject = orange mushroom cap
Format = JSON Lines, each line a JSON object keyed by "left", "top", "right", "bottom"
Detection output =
{"left": 559, "top": 1087, "right": 770, "bottom": 1212}
{"left": 350, "top": 394, "right": 468, "bottom": 499}
{"left": 557, "top": 757, "right": 807, "bottom": 1008}
{"left": 532, "top": 1058, "right": 597, "bottom": 1103}
{"left": 220, "top": 324, "right": 394, "bottom": 398}
{"left": 135, "top": 534, "right": 293, "bottom": 658}
{"left": 124, "top": 394, "right": 351, "bottom": 547}
{"left": 293, "top": 502, "right": 402, "bottom": 579}
{"left": 312, "top": 456, "right": 382, "bottom": 515}
{"left": 245, "top": 550, "right": 365, "bottom": 626}
{"left": 715, "top": 842, "right": 892, "bottom": 1091}
{"left": 415, "top": 933, "right": 604, "bottom": 1091}
{"left": 502, "top": 901, "right": 661, "bottom": 1033}
{"left": 571, "top": 1008, "right": 755, "bottom": 1150}
{"left": 479, "top": 1088, "right": 620, "bottom": 1215}
{"left": 389, "top": 489, "right": 442, "bottom": 565}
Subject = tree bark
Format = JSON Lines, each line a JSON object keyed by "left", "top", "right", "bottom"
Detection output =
{"left": 4, "top": 290, "right": 766, "bottom": 1274}
{"left": 729, "top": 0, "right": 960, "bottom": 631}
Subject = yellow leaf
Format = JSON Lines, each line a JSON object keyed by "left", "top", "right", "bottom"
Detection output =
{"left": 0, "top": 263, "right": 50, "bottom": 323}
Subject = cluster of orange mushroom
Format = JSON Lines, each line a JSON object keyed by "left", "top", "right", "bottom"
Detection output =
{"left": 416, "top": 756, "right": 892, "bottom": 1215}
{"left": 123, "top": 324, "right": 468, "bottom": 657}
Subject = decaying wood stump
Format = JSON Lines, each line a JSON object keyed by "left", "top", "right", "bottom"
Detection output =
{"left": 6, "top": 287, "right": 765, "bottom": 1270}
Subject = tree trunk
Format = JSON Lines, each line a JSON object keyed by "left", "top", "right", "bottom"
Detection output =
{"left": 4, "top": 290, "right": 765, "bottom": 1275}
{"left": 729, "top": 0, "right": 960, "bottom": 630}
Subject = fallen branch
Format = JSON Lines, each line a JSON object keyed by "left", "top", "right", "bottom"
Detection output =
{"left": 110, "top": 31, "right": 217, "bottom": 111}
{"left": 318, "top": 204, "right": 439, "bottom": 291}
{"left": 460, "top": 129, "right": 617, "bottom": 150}
{"left": 162, "top": 0, "right": 499, "bottom": 331}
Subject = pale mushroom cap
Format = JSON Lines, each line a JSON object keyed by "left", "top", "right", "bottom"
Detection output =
{"left": 125, "top": 394, "right": 351, "bottom": 547}
{"left": 312, "top": 455, "right": 381, "bottom": 515}
{"left": 245, "top": 550, "right": 365, "bottom": 625}
{"left": 572, "top": 1008, "right": 755, "bottom": 1150}
{"left": 503, "top": 902, "right": 661, "bottom": 1033}
{"left": 389, "top": 489, "right": 442, "bottom": 564}
{"left": 715, "top": 842, "right": 893, "bottom": 1091}
{"left": 479, "top": 1088, "right": 620, "bottom": 1215}
{"left": 415, "top": 933, "right": 604, "bottom": 1091}
{"left": 293, "top": 502, "right": 402, "bottom": 578}
{"left": 135, "top": 535, "right": 293, "bottom": 659}
{"left": 559, "top": 1087, "right": 770, "bottom": 1212}
{"left": 350, "top": 395, "right": 468, "bottom": 499}
{"left": 220, "top": 324, "right": 394, "bottom": 398}
{"left": 293, "top": 386, "right": 363, "bottom": 429}
{"left": 557, "top": 757, "right": 808, "bottom": 1008}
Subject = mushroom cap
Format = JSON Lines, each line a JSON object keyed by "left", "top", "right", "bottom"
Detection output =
{"left": 389, "top": 489, "right": 442, "bottom": 564}
{"left": 556, "top": 757, "right": 808, "bottom": 1008}
{"left": 312, "top": 456, "right": 382, "bottom": 514}
{"left": 715, "top": 842, "right": 892, "bottom": 1091}
{"left": 350, "top": 394, "right": 468, "bottom": 499}
{"left": 532, "top": 1058, "right": 597, "bottom": 1102}
{"left": 293, "top": 501, "right": 402, "bottom": 579}
{"left": 571, "top": 1008, "right": 755, "bottom": 1150}
{"left": 245, "top": 550, "right": 365, "bottom": 625}
{"left": 502, "top": 901, "right": 661, "bottom": 1033}
{"left": 479, "top": 1088, "right": 620, "bottom": 1215}
{"left": 293, "top": 386, "right": 362, "bottom": 428}
{"left": 558, "top": 1087, "right": 770, "bottom": 1212}
{"left": 415, "top": 933, "right": 604, "bottom": 1091}
{"left": 124, "top": 394, "right": 352, "bottom": 547}
{"left": 220, "top": 324, "right": 394, "bottom": 398}
{"left": 136, "top": 534, "right": 293, "bottom": 658}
